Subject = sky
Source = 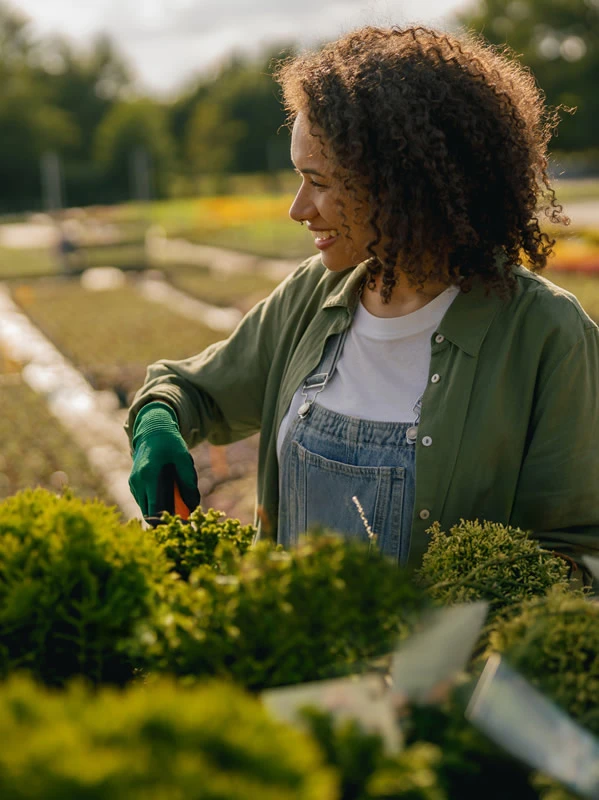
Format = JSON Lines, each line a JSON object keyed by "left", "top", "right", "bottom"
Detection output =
{"left": 11, "top": 0, "right": 475, "bottom": 97}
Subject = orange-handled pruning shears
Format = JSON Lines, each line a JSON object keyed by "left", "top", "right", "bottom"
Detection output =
{"left": 144, "top": 462, "right": 195, "bottom": 528}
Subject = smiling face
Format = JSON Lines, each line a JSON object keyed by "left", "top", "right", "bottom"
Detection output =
{"left": 289, "top": 111, "right": 374, "bottom": 272}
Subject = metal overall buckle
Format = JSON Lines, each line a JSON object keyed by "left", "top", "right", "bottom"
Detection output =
{"left": 406, "top": 397, "right": 422, "bottom": 444}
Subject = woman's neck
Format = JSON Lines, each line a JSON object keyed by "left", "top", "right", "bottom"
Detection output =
{"left": 360, "top": 273, "right": 453, "bottom": 318}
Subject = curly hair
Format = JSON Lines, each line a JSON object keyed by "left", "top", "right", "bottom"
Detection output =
{"left": 273, "top": 26, "right": 568, "bottom": 300}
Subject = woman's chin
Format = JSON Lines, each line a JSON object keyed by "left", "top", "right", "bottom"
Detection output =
{"left": 319, "top": 248, "right": 362, "bottom": 272}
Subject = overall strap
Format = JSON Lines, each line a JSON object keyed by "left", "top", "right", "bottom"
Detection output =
{"left": 298, "top": 328, "right": 349, "bottom": 419}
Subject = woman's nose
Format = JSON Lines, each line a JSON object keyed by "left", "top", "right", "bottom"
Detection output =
{"left": 289, "top": 186, "right": 314, "bottom": 223}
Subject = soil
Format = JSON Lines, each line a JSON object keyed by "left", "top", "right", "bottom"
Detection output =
{"left": 190, "top": 433, "right": 260, "bottom": 525}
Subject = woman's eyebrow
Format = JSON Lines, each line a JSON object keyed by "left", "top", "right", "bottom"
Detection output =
{"left": 292, "top": 163, "right": 326, "bottom": 178}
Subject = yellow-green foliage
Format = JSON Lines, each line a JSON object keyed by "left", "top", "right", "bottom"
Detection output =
{"left": 138, "top": 534, "right": 428, "bottom": 691}
{"left": 530, "top": 773, "right": 581, "bottom": 800}
{"left": 301, "top": 708, "right": 446, "bottom": 800}
{"left": 486, "top": 587, "right": 599, "bottom": 734}
{"left": 366, "top": 744, "right": 446, "bottom": 800}
{"left": 0, "top": 488, "right": 170, "bottom": 687}
{"left": 152, "top": 505, "right": 255, "bottom": 580}
{"left": 0, "top": 674, "right": 337, "bottom": 800}
{"left": 403, "top": 702, "right": 538, "bottom": 800}
{"left": 417, "top": 520, "right": 569, "bottom": 623}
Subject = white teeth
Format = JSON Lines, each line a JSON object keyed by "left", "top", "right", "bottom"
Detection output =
{"left": 314, "top": 230, "right": 338, "bottom": 240}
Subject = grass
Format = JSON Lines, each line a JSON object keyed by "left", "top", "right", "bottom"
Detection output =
{"left": 552, "top": 178, "right": 599, "bottom": 203}
{"left": 0, "top": 354, "right": 109, "bottom": 502}
{"left": 165, "top": 264, "right": 282, "bottom": 309}
{"left": 0, "top": 246, "right": 56, "bottom": 279}
{"left": 10, "top": 278, "right": 225, "bottom": 406}
{"left": 83, "top": 243, "right": 146, "bottom": 270}
{"left": 0, "top": 242, "right": 146, "bottom": 280}
{"left": 182, "top": 221, "right": 314, "bottom": 260}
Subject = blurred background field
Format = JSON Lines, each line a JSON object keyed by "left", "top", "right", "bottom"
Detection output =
{"left": 0, "top": 0, "right": 598, "bottom": 520}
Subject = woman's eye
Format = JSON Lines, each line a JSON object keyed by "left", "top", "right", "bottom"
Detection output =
{"left": 294, "top": 169, "right": 327, "bottom": 190}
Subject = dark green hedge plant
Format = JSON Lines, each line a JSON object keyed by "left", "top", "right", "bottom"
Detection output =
{"left": 300, "top": 708, "right": 445, "bottom": 800}
{"left": 417, "top": 520, "right": 569, "bottom": 625}
{"left": 0, "top": 488, "right": 170, "bottom": 687}
{"left": 138, "top": 533, "right": 428, "bottom": 691}
{"left": 403, "top": 700, "right": 539, "bottom": 800}
{"left": 486, "top": 587, "right": 599, "bottom": 734}
{"left": 151, "top": 505, "right": 255, "bottom": 579}
{"left": 0, "top": 673, "right": 337, "bottom": 800}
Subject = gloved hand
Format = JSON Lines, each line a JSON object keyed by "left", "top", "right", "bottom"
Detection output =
{"left": 129, "top": 401, "right": 201, "bottom": 519}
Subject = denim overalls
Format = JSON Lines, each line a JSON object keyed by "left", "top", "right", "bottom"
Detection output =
{"left": 278, "top": 325, "right": 419, "bottom": 565}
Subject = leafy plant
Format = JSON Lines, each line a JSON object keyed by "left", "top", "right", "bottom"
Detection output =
{"left": 300, "top": 708, "right": 387, "bottom": 800}
{"left": 0, "top": 488, "right": 170, "bottom": 687}
{"left": 138, "top": 532, "right": 428, "bottom": 691}
{"left": 366, "top": 743, "right": 446, "bottom": 800}
{"left": 300, "top": 708, "right": 445, "bottom": 800}
{"left": 151, "top": 505, "right": 255, "bottom": 580}
{"left": 0, "top": 673, "right": 337, "bottom": 800}
{"left": 402, "top": 700, "right": 538, "bottom": 800}
{"left": 530, "top": 772, "right": 581, "bottom": 800}
{"left": 486, "top": 587, "right": 599, "bottom": 733}
{"left": 417, "top": 520, "right": 569, "bottom": 626}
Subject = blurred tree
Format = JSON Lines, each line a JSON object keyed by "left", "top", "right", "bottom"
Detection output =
{"left": 181, "top": 45, "right": 295, "bottom": 184}
{"left": 0, "top": 2, "right": 79, "bottom": 211}
{"left": 34, "top": 33, "right": 133, "bottom": 161}
{"left": 186, "top": 100, "right": 246, "bottom": 180}
{"left": 0, "top": 1, "right": 30, "bottom": 76}
{"left": 458, "top": 0, "right": 599, "bottom": 152}
{"left": 94, "top": 99, "right": 176, "bottom": 198}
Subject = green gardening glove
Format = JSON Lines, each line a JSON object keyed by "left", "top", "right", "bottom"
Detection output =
{"left": 129, "top": 401, "right": 201, "bottom": 520}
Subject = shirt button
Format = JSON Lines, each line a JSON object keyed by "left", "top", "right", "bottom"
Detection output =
{"left": 435, "top": 334, "right": 445, "bottom": 344}
{"left": 419, "top": 509, "right": 431, "bottom": 520}
{"left": 422, "top": 436, "right": 433, "bottom": 446}
{"left": 431, "top": 373, "right": 440, "bottom": 384}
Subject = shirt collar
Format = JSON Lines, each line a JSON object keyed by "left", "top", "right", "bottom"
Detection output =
{"left": 322, "top": 260, "right": 507, "bottom": 358}
{"left": 322, "top": 261, "right": 369, "bottom": 312}
{"left": 438, "top": 278, "right": 506, "bottom": 357}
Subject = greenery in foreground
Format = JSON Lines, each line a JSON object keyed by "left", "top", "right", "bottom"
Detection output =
{"left": 0, "top": 488, "right": 594, "bottom": 800}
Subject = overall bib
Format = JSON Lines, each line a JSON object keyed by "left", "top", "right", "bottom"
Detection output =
{"left": 278, "top": 326, "right": 418, "bottom": 564}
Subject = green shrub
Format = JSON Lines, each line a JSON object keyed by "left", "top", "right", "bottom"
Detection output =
{"left": 138, "top": 533, "right": 428, "bottom": 691}
{"left": 365, "top": 743, "right": 446, "bottom": 800}
{"left": 530, "top": 773, "right": 581, "bottom": 800}
{"left": 486, "top": 587, "right": 599, "bottom": 734}
{"left": 417, "top": 520, "right": 569, "bottom": 625}
{"left": 300, "top": 707, "right": 386, "bottom": 800}
{"left": 0, "top": 673, "right": 337, "bottom": 800}
{"left": 0, "top": 488, "right": 170, "bottom": 686}
{"left": 151, "top": 505, "right": 255, "bottom": 579}
{"left": 300, "top": 708, "right": 445, "bottom": 800}
{"left": 402, "top": 701, "right": 538, "bottom": 800}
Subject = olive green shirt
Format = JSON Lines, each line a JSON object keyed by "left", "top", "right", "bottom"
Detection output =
{"left": 125, "top": 255, "right": 599, "bottom": 572}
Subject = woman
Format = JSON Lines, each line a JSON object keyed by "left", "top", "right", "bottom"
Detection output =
{"left": 126, "top": 26, "right": 599, "bottom": 578}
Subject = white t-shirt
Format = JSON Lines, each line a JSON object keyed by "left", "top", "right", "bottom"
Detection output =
{"left": 276, "top": 285, "right": 460, "bottom": 462}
